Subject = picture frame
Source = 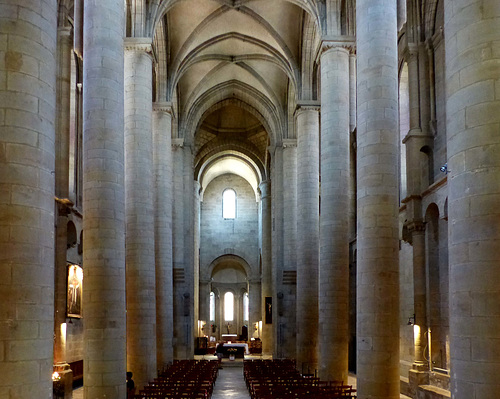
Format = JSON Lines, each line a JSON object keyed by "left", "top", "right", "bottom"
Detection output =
{"left": 67, "top": 264, "right": 83, "bottom": 318}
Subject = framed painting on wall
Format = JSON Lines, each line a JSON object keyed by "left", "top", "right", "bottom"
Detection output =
{"left": 67, "top": 264, "right": 83, "bottom": 318}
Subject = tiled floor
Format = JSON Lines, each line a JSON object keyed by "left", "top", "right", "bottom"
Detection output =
{"left": 212, "top": 359, "right": 250, "bottom": 398}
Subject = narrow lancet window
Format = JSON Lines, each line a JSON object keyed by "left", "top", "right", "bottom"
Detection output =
{"left": 224, "top": 292, "right": 234, "bottom": 321}
{"left": 222, "top": 189, "right": 236, "bottom": 219}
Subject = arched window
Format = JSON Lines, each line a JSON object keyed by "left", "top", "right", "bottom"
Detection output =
{"left": 243, "top": 292, "right": 249, "bottom": 321}
{"left": 210, "top": 292, "right": 215, "bottom": 321}
{"left": 222, "top": 189, "right": 236, "bottom": 219}
{"left": 224, "top": 292, "right": 234, "bottom": 321}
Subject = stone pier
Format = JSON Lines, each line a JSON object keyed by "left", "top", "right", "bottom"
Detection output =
{"left": 83, "top": 0, "right": 126, "bottom": 396}
{"left": 356, "top": 1, "right": 400, "bottom": 398}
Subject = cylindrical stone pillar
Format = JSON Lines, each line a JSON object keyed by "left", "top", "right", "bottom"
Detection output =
{"left": 407, "top": 46, "right": 421, "bottom": 133}
{"left": 153, "top": 103, "right": 174, "bottom": 369}
{"left": 444, "top": 1, "right": 500, "bottom": 397}
{"left": 54, "top": 24, "right": 73, "bottom": 366}
{"left": 183, "top": 147, "right": 196, "bottom": 358}
{"left": 349, "top": 51, "right": 357, "bottom": 134}
{"left": 271, "top": 147, "right": 283, "bottom": 359}
{"left": 411, "top": 226, "right": 427, "bottom": 365}
{"left": 0, "top": 1, "right": 57, "bottom": 396}
{"left": 83, "top": 1, "right": 126, "bottom": 397}
{"left": 295, "top": 105, "right": 320, "bottom": 374}
{"left": 194, "top": 180, "right": 201, "bottom": 335}
{"left": 283, "top": 141, "right": 297, "bottom": 273}
{"left": 249, "top": 279, "right": 261, "bottom": 339}
{"left": 282, "top": 141, "right": 297, "bottom": 359}
{"left": 397, "top": 0, "right": 407, "bottom": 31}
{"left": 356, "top": 1, "right": 400, "bottom": 398}
{"left": 199, "top": 280, "right": 211, "bottom": 330}
{"left": 319, "top": 45, "right": 350, "bottom": 383}
{"left": 171, "top": 141, "right": 185, "bottom": 359}
{"left": 125, "top": 38, "right": 157, "bottom": 389}
{"left": 260, "top": 180, "right": 273, "bottom": 355}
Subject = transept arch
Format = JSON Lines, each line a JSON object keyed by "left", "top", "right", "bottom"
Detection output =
{"left": 182, "top": 81, "right": 282, "bottom": 146}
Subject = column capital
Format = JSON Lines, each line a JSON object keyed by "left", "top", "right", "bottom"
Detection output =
{"left": 282, "top": 139, "right": 297, "bottom": 148}
{"left": 402, "top": 128, "right": 433, "bottom": 144}
{"left": 294, "top": 101, "right": 320, "bottom": 118}
{"left": 58, "top": 26, "right": 72, "bottom": 36}
{"left": 320, "top": 36, "right": 355, "bottom": 53}
{"left": 404, "top": 43, "right": 419, "bottom": 62}
{"left": 258, "top": 180, "right": 271, "bottom": 199}
{"left": 153, "top": 101, "right": 173, "bottom": 115}
{"left": 317, "top": 36, "right": 356, "bottom": 64}
{"left": 124, "top": 37, "right": 153, "bottom": 55}
{"left": 172, "top": 138, "right": 184, "bottom": 148}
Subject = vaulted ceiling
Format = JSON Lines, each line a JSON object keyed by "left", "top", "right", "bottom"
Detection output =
{"left": 149, "top": 0, "right": 322, "bottom": 190}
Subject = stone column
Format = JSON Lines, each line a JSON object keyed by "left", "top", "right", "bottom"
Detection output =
{"left": 295, "top": 105, "right": 320, "bottom": 374}
{"left": 356, "top": 1, "right": 400, "bottom": 398}
{"left": 124, "top": 37, "right": 157, "bottom": 389}
{"left": 198, "top": 279, "right": 211, "bottom": 329}
{"left": 444, "top": 1, "right": 500, "bottom": 397}
{"left": 83, "top": 1, "right": 126, "bottom": 397}
{"left": 53, "top": 22, "right": 74, "bottom": 395}
{"left": 194, "top": 180, "right": 201, "bottom": 337}
{"left": 348, "top": 51, "right": 357, "bottom": 242}
{"left": 171, "top": 140, "right": 185, "bottom": 358}
{"left": 260, "top": 180, "right": 273, "bottom": 355}
{"left": 349, "top": 51, "right": 357, "bottom": 134}
{"left": 54, "top": 23, "right": 72, "bottom": 363}
{"left": 403, "top": 45, "right": 432, "bottom": 387}
{"left": 153, "top": 103, "right": 174, "bottom": 368}
{"left": 397, "top": 0, "right": 407, "bottom": 31}
{"left": 410, "top": 225, "right": 427, "bottom": 366}
{"left": 183, "top": 146, "right": 195, "bottom": 358}
{"left": 319, "top": 44, "right": 350, "bottom": 383}
{"left": 282, "top": 140, "right": 297, "bottom": 359}
{"left": 0, "top": 1, "right": 57, "bottom": 396}
{"left": 249, "top": 279, "right": 261, "bottom": 339}
{"left": 271, "top": 147, "right": 283, "bottom": 358}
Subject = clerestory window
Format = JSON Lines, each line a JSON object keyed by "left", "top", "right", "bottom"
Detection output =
{"left": 224, "top": 291, "right": 234, "bottom": 321}
{"left": 222, "top": 188, "right": 236, "bottom": 219}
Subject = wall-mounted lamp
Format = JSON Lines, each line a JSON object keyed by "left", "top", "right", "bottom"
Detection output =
{"left": 407, "top": 314, "right": 416, "bottom": 326}
{"left": 440, "top": 163, "right": 448, "bottom": 173}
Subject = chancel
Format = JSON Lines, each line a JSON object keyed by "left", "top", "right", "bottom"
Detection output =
{"left": 0, "top": 1, "right": 499, "bottom": 399}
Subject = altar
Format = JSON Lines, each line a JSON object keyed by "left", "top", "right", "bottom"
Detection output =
{"left": 220, "top": 343, "right": 249, "bottom": 358}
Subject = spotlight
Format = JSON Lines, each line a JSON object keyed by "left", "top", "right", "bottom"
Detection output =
{"left": 407, "top": 314, "right": 415, "bottom": 326}
{"left": 440, "top": 163, "right": 448, "bottom": 173}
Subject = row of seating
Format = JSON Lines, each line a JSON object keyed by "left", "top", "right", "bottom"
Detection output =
{"left": 244, "top": 359, "right": 356, "bottom": 398}
{"left": 135, "top": 359, "right": 219, "bottom": 399}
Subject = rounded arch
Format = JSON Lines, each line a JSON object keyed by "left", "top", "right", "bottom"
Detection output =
{"left": 67, "top": 221, "right": 77, "bottom": 249}
{"left": 425, "top": 202, "right": 440, "bottom": 239}
{"left": 197, "top": 151, "right": 263, "bottom": 201}
{"left": 208, "top": 254, "right": 252, "bottom": 280}
{"left": 183, "top": 81, "right": 282, "bottom": 147}
{"left": 195, "top": 139, "right": 265, "bottom": 180}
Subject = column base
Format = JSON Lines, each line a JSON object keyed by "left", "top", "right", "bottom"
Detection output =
{"left": 53, "top": 363, "right": 73, "bottom": 399}
{"left": 409, "top": 364, "right": 430, "bottom": 397}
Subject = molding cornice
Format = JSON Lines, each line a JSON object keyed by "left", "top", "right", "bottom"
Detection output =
{"left": 172, "top": 138, "right": 184, "bottom": 148}
{"left": 317, "top": 35, "right": 356, "bottom": 63}
{"left": 153, "top": 101, "right": 173, "bottom": 115}
{"left": 294, "top": 101, "right": 320, "bottom": 118}
{"left": 124, "top": 37, "right": 153, "bottom": 56}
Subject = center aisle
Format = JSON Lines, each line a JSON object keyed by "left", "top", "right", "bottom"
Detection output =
{"left": 212, "top": 359, "right": 251, "bottom": 399}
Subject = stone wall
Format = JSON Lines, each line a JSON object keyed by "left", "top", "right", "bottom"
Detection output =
{"left": 200, "top": 174, "right": 259, "bottom": 277}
